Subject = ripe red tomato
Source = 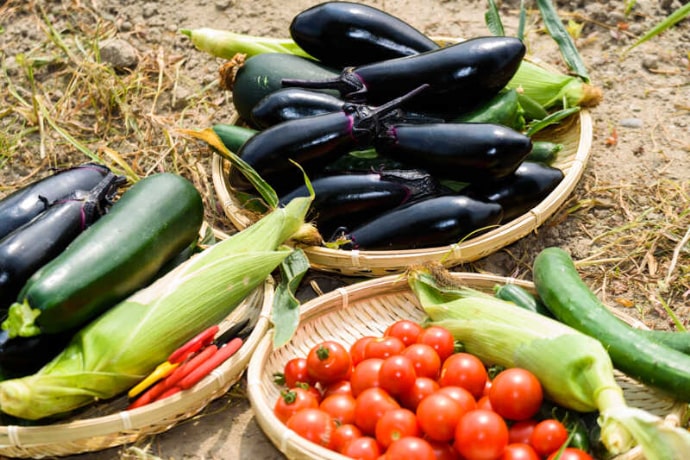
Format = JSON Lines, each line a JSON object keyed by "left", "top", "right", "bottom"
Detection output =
{"left": 273, "top": 387, "right": 319, "bottom": 424}
{"left": 416, "top": 392, "right": 465, "bottom": 442}
{"left": 429, "top": 440, "right": 461, "bottom": 460}
{"left": 416, "top": 326, "right": 456, "bottom": 362}
{"left": 354, "top": 387, "right": 401, "bottom": 435}
{"left": 350, "top": 336, "right": 377, "bottom": 366}
{"left": 386, "top": 436, "right": 436, "bottom": 460}
{"left": 454, "top": 409, "right": 509, "bottom": 460}
{"left": 375, "top": 407, "right": 421, "bottom": 448}
{"left": 319, "top": 393, "right": 356, "bottom": 425}
{"left": 476, "top": 395, "right": 493, "bottom": 411}
{"left": 331, "top": 423, "right": 362, "bottom": 454}
{"left": 508, "top": 419, "right": 537, "bottom": 445}
{"left": 401, "top": 343, "right": 442, "bottom": 379}
{"left": 529, "top": 419, "right": 569, "bottom": 457}
{"left": 399, "top": 376, "right": 440, "bottom": 411}
{"left": 365, "top": 336, "right": 406, "bottom": 360}
{"left": 438, "top": 352, "right": 488, "bottom": 399}
{"left": 436, "top": 385, "right": 478, "bottom": 413}
{"left": 350, "top": 358, "right": 384, "bottom": 397}
{"left": 502, "top": 443, "right": 540, "bottom": 460}
{"left": 280, "top": 357, "right": 313, "bottom": 388}
{"left": 488, "top": 368, "right": 543, "bottom": 421}
{"left": 306, "top": 340, "right": 352, "bottom": 385}
{"left": 341, "top": 435, "right": 381, "bottom": 460}
{"left": 286, "top": 408, "right": 337, "bottom": 449}
{"left": 546, "top": 447, "right": 593, "bottom": 460}
{"left": 385, "top": 319, "right": 424, "bottom": 346}
{"left": 322, "top": 379, "right": 352, "bottom": 399}
{"left": 379, "top": 354, "right": 417, "bottom": 396}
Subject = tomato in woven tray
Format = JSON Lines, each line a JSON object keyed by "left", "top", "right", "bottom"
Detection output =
{"left": 271, "top": 321, "right": 594, "bottom": 460}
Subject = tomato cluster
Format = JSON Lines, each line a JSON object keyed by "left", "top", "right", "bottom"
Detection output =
{"left": 272, "top": 320, "right": 593, "bottom": 460}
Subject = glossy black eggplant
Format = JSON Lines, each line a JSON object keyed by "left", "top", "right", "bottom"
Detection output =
{"left": 335, "top": 194, "right": 503, "bottom": 250}
{"left": 282, "top": 36, "right": 526, "bottom": 114}
{"left": 250, "top": 88, "right": 346, "bottom": 129}
{"left": 0, "top": 163, "right": 111, "bottom": 240}
{"left": 374, "top": 122, "right": 533, "bottom": 182}
{"left": 230, "top": 84, "right": 430, "bottom": 194}
{"left": 289, "top": 1, "right": 439, "bottom": 67}
{"left": 0, "top": 172, "right": 124, "bottom": 311}
{"left": 0, "top": 328, "right": 74, "bottom": 377}
{"left": 462, "top": 161, "right": 565, "bottom": 223}
{"left": 278, "top": 170, "right": 440, "bottom": 238}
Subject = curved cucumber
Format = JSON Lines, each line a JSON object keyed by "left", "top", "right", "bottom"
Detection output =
{"left": 533, "top": 247, "right": 690, "bottom": 401}
{"left": 493, "top": 283, "right": 554, "bottom": 318}
{"left": 4, "top": 173, "right": 204, "bottom": 337}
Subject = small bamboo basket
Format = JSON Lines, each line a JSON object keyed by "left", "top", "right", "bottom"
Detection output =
{"left": 211, "top": 102, "right": 593, "bottom": 277}
{"left": 246, "top": 273, "right": 688, "bottom": 460}
{"left": 0, "top": 278, "right": 275, "bottom": 459}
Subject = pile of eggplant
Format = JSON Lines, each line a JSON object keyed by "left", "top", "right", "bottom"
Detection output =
{"left": 225, "top": 1, "right": 566, "bottom": 250}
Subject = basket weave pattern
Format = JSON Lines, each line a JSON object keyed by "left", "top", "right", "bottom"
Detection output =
{"left": 246, "top": 273, "right": 687, "bottom": 460}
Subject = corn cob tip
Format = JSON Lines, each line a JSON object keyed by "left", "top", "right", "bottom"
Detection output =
{"left": 581, "top": 83, "right": 603, "bottom": 107}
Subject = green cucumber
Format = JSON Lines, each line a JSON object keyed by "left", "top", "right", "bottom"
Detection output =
{"left": 493, "top": 283, "right": 554, "bottom": 317}
{"left": 452, "top": 88, "right": 526, "bottom": 131}
{"left": 525, "top": 141, "right": 563, "bottom": 164}
{"left": 231, "top": 53, "right": 339, "bottom": 123}
{"left": 533, "top": 247, "right": 690, "bottom": 401}
{"left": 212, "top": 123, "right": 257, "bottom": 153}
{"left": 4, "top": 173, "right": 204, "bottom": 337}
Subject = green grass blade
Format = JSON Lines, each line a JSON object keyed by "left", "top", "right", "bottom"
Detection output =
{"left": 626, "top": 3, "right": 690, "bottom": 53}
{"left": 517, "top": 0, "right": 527, "bottom": 41}
{"left": 485, "top": 0, "right": 505, "bottom": 36}
{"left": 536, "top": 0, "right": 590, "bottom": 82}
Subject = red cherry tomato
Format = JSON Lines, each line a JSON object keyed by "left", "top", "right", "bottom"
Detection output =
{"left": 306, "top": 340, "right": 352, "bottom": 385}
{"left": 546, "top": 447, "right": 594, "bottom": 460}
{"left": 365, "top": 336, "right": 406, "bottom": 360}
{"left": 385, "top": 436, "right": 436, "bottom": 460}
{"left": 416, "top": 326, "right": 456, "bottom": 362}
{"left": 508, "top": 419, "right": 538, "bottom": 445}
{"left": 351, "top": 336, "right": 377, "bottom": 366}
{"left": 322, "top": 379, "right": 352, "bottom": 399}
{"left": 488, "top": 368, "right": 543, "bottom": 421}
{"left": 331, "top": 423, "right": 363, "bottom": 454}
{"left": 342, "top": 435, "right": 381, "bottom": 460}
{"left": 429, "top": 440, "right": 461, "bottom": 460}
{"left": 476, "top": 395, "right": 493, "bottom": 411}
{"left": 401, "top": 343, "right": 442, "bottom": 379}
{"left": 350, "top": 358, "right": 384, "bottom": 397}
{"left": 436, "top": 385, "right": 478, "bottom": 413}
{"left": 399, "top": 376, "right": 440, "bottom": 411}
{"left": 379, "top": 354, "right": 417, "bottom": 396}
{"left": 385, "top": 319, "right": 424, "bottom": 346}
{"left": 375, "top": 407, "right": 421, "bottom": 448}
{"left": 273, "top": 387, "right": 319, "bottom": 424}
{"left": 354, "top": 387, "right": 401, "bottom": 435}
{"left": 438, "top": 352, "right": 488, "bottom": 399}
{"left": 319, "top": 393, "right": 357, "bottom": 425}
{"left": 286, "top": 408, "right": 337, "bottom": 449}
{"left": 529, "top": 419, "right": 569, "bottom": 457}
{"left": 280, "top": 357, "right": 313, "bottom": 388}
{"left": 416, "top": 392, "right": 465, "bottom": 442}
{"left": 454, "top": 409, "right": 509, "bottom": 460}
{"left": 501, "top": 443, "right": 540, "bottom": 460}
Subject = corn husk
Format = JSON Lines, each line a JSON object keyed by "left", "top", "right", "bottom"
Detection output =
{"left": 0, "top": 196, "right": 312, "bottom": 421}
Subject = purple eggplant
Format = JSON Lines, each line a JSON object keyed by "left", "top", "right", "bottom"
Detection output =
{"left": 289, "top": 1, "right": 439, "bottom": 67}
{"left": 0, "top": 163, "right": 112, "bottom": 240}
{"left": 0, "top": 172, "right": 124, "bottom": 311}
{"left": 334, "top": 194, "right": 503, "bottom": 250}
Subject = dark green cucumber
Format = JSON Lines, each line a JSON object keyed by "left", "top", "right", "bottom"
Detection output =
{"left": 4, "top": 173, "right": 204, "bottom": 337}
{"left": 533, "top": 247, "right": 690, "bottom": 401}
{"left": 493, "top": 283, "right": 554, "bottom": 318}
{"left": 212, "top": 123, "right": 257, "bottom": 153}
{"left": 526, "top": 141, "right": 563, "bottom": 164}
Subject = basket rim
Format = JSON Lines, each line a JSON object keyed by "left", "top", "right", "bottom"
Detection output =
{"left": 0, "top": 278, "right": 275, "bottom": 458}
{"left": 211, "top": 103, "right": 593, "bottom": 276}
{"left": 246, "top": 272, "right": 688, "bottom": 460}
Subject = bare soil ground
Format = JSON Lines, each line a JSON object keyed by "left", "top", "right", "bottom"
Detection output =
{"left": 0, "top": 0, "right": 689, "bottom": 459}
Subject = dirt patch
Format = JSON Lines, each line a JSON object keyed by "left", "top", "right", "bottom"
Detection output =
{"left": 0, "top": 0, "right": 689, "bottom": 458}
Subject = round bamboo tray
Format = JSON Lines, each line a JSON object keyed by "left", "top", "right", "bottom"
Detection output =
{"left": 211, "top": 100, "right": 593, "bottom": 277}
{"left": 0, "top": 277, "right": 275, "bottom": 459}
{"left": 246, "top": 273, "right": 688, "bottom": 460}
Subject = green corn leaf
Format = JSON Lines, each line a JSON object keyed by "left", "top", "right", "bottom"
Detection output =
{"left": 526, "top": 106, "right": 580, "bottom": 137}
{"left": 271, "top": 249, "right": 310, "bottom": 348}
{"left": 485, "top": 0, "right": 505, "bottom": 36}
{"left": 626, "top": 3, "right": 690, "bottom": 54}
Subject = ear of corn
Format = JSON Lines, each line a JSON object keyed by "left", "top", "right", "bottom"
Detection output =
{"left": 180, "top": 28, "right": 312, "bottom": 60}
{"left": 407, "top": 264, "right": 690, "bottom": 459}
{"left": 0, "top": 196, "right": 312, "bottom": 421}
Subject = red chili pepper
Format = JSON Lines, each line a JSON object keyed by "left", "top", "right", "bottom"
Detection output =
{"left": 177, "top": 338, "right": 244, "bottom": 390}
{"left": 167, "top": 325, "right": 219, "bottom": 364}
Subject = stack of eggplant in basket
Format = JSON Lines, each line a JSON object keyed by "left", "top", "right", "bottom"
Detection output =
{"left": 203, "top": 1, "right": 599, "bottom": 250}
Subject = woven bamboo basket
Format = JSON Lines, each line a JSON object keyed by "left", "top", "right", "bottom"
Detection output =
{"left": 211, "top": 97, "right": 593, "bottom": 277}
{"left": 0, "top": 277, "right": 275, "bottom": 459}
{"left": 246, "top": 273, "right": 688, "bottom": 460}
